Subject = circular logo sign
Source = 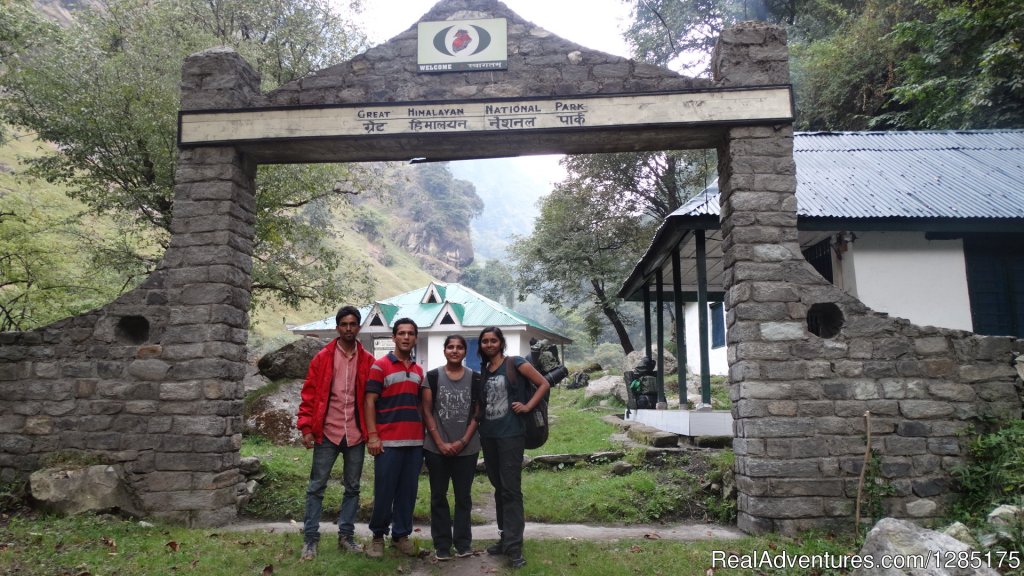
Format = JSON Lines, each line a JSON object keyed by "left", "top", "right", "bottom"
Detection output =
{"left": 433, "top": 25, "right": 492, "bottom": 57}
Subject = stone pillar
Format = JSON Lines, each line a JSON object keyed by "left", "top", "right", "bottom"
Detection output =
{"left": 132, "top": 48, "right": 260, "bottom": 526}
{"left": 714, "top": 23, "right": 810, "bottom": 534}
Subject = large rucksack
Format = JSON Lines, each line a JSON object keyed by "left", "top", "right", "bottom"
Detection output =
{"left": 505, "top": 357, "right": 549, "bottom": 450}
{"left": 527, "top": 339, "right": 568, "bottom": 387}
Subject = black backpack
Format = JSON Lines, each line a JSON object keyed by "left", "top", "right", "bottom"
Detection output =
{"left": 505, "top": 357, "right": 549, "bottom": 450}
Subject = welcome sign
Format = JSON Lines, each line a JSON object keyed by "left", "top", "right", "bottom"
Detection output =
{"left": 417, "top": 18, "right": 508, "bottom": 72}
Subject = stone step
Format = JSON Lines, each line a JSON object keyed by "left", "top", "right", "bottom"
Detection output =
{"left": 626, "top": 423, "right": 680, "bottom": 447}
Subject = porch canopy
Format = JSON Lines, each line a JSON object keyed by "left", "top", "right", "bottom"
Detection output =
{"left": 618, "top": 130, "right": 1024, "bottom": 406}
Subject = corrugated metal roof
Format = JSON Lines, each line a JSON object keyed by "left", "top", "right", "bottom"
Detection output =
{"left": 674, "top": 130, "right": 1024, "bottom": 219}
{"left": 292, "top": 282, "right": 570, "bottom": 342}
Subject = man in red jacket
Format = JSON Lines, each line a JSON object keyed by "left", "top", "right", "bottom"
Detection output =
{"left": 296, "top": 305, "right": 376, "bottom": 561}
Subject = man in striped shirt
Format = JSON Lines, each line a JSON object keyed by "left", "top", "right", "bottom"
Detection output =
{"left": 364, "top": 317, "right": 424, "bottom": 558}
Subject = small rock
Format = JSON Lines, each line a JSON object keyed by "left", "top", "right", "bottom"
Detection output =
{"left": 610, "top": 461, "right": 634, "bottom": 476}
{"left": 941, "top": 522, "right": 979, "bottom": 548}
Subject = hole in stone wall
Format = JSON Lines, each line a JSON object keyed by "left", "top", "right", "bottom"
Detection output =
{"left": 807, "top": 303, "right": 844, "bottom": 338}
{"left": 116, "top": 316, "right": 150, "bottom": 344}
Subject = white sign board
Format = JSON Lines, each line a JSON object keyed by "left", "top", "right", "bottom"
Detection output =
{"left": 179, "top": 87, "right": 793, "bottom": 145}
{"left": 417, "top": 18, "right": 508, "bottom": 72}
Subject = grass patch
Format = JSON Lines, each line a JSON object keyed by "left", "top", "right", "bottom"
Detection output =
{"left": 0, "top": 513, "right": 414, "bottom": 576}
{"left": 0, "top": 513, "right": 858, "bottom": 576}
{"left": 525, "top": 452, "right": 728, "bottom": 524}
{"left": 530, "top": 387, "right": 620, "bottom": 455}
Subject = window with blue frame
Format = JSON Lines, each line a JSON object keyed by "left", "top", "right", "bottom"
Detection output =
{"left": 710, "top": 302, "right": 725, "bottom": 349}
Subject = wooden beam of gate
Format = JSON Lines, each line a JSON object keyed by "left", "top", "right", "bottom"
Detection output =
{"left": 178, "top": 86, "right": 792, "bottom": 163}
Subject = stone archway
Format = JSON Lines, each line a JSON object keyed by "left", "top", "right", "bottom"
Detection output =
{"left": 0, "top": 0, "right": 795, "bottom": 526}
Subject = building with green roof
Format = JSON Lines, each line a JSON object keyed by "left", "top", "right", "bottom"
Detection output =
{"left": 291, "top": 281, "right": 572, "bottom": 370}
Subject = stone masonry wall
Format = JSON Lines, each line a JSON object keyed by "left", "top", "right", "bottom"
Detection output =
{"left": 0, "top": 48, "right": 259, "bottom": 526}
{"left": 714, "top": 24, "right": 1024, "bottom": 534}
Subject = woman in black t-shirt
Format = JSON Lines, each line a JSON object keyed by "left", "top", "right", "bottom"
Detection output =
{"left": 476, "top": 326, "right": 550, "bottom": 570}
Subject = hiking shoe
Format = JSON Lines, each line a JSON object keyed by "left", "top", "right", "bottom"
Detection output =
{"left": 367, "top": 537, "right": 385, "bottom": 558}
{"left": 337, "top": 535, "right": 362, "bottom": 553}
{"left": 393, "top": 536, "right": 416, "bottom": 556}
{"left": 300, "top": 541, "right": 317, "bottom": 561}
{"left": 434, "top": 548, "right": 452, "bottom": 561}
{"left": 486, "top": 541, "right": 505, "bottom": 556}
{"left": 509, "top": 555, "right": 527, "bottom": 569}
{"left": 455, "top": 547, "right": 473, "bottom": 558}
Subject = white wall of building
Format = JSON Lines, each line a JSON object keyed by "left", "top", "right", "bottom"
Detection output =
{"left": 678, "top": 231, "right": 971, "bottom": 376}
{"left": 683, "top": 302, "right": 730, "bottom": 376}
{"left": 841, "top": 231, "right": 973, "bottom": 331}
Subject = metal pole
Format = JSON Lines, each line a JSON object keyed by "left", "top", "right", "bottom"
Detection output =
{"left": 696, "top": 230, "right": 712, "bottom": 407}
{"left": 672, "top": 246, "right": 687, "bottom": 408}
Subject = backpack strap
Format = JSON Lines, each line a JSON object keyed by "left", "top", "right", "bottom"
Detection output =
{"left": 426, "top": 368, "right": 439, "bottom": 400}
{"left": 505, "top": 356, "right": 531, "bottom": 403}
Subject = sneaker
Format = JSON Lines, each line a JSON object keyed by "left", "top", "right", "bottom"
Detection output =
{"left": 337, "top": 535, "right": 362, "bottom": 553}
{"left": 434, "top": 548, "right": 452, "bottom": 561}
{"left": 455, "top": 547, "right": 473, "bottom": 558}
{"left": 367, "top": 537, "right": 385, "bottom": 558}
{"left": 509, "top": 555, "right": 527, "bottom": 569}
{"left": 300, "top": 541, "right": 317, "bottom": 561}
{"left": 393, "top": 536, "right": 416, "bottom": 556}
{"left": 485, "top": 541, "right": 505, "bottom": 556}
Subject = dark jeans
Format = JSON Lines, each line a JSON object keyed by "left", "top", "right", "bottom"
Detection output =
{"left": 303, "top": 436, "right": 365, "bottom": 544}
{"left": 424, "top": 450, "right": 478, "bottom": 553}
{"left": 369, "top": 445, "right": 423, "bottom": 539}
{"left": 481, "top": 435, "right": 525, "bottom": 556}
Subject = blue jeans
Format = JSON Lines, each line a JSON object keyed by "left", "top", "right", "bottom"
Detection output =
{"left": 425, "top": 450, "right": 478, "bottom": 553}
{"left": 303, "top": 436, "right": 365, "bottom": 544}
{"left": 369, "top": 445, "right": 423, "bottom": 539}
{"left": 482, "top": 435, "right": 525, "bottom": 556}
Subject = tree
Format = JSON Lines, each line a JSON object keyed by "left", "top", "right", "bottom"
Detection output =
{"left": 460, "top": 259, "right": 516, "bottom": 308}
{"left": 884, "top": 0, "right": 1024, "bottom": 129}
{"left": 624, "top": 0, "right": 859, "bottom": 76}
{"left": 0, "top": 0, "right": 378, "bottom": 322}
{"left": 562, "top": 150, "right": 715, "bottom": 221}
{"left": 510, "top": 178, "right": 653, "bottom": 354}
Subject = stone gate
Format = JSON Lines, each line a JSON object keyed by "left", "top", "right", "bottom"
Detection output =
{"left": 2, "top": 0, "right": 1019, "bottom": 530}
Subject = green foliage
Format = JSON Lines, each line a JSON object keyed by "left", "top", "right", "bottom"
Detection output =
{"left": 0, "top": 480, "right": 28, "bottom": 514}
{"left": 0, "top": 130, "right": 136, "bottom": 330}
{"left": 591, "top": 342, "right": 626, "bottom": 373}
{"left": 859, "top": 450, "right": 898, "bottom": 531}
{"left": 885, "top": 0, "right": 1024, "bottom": 128}
{"left": 952, "top": 420, "right": 1024, "bottom": 519}
{"left": 704, "top": 450, "right": 737, "bottom": 523}
{"left": 791, "top": 0, "right": 917, "bottom": 130}
{"left": 624, "top": 0, "right": 861, "bottom": 75}
{"left": 0, "top": 0, "right": 377, "bottom": 323}
{"left": 460, "top": 259, "right": 517, "bottom": 308}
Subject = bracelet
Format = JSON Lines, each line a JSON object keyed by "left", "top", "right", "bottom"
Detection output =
{"left": 428, "top": 428, "right": 437, "bottom": 433}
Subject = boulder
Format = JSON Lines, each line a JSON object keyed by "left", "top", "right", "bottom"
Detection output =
{"left": 585, "top": 375, "right": 628, "bottom": 404}
{"left": 852, "top": 517, "right": 998, "bottom": 576}
{"left": 30, "top": 465, "right": 141, "bottom": 517}
{"left": 625, "top": 347, "right": 677, "bottom": 376}
{"left": 244, "top": 379, "right": 304, "bottom": 445}
{"left": 257, "top": 337, "right": 327, "bottom": 380}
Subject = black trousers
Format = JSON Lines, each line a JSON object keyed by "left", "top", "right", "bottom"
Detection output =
{"left": 424, "top": 449, "right": 478, "bottom": 552}
{"left": 481, "top": 435, "right": 525, "bottom": 556}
